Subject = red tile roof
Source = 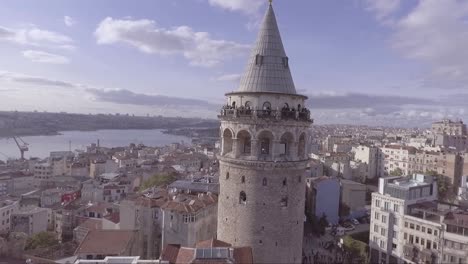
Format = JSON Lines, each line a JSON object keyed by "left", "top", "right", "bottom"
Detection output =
{"left": 196, "top": 239, "right": 231, "bottom": 248}
{"left": 75, "top": 230, "right": 136, "bottom": 255}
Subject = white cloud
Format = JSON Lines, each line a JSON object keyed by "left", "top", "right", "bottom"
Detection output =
{"left": 22, "top": 50, "right": 70, "bottom": 64}
{"left": 64, "top": 16, "right": 76, "bottom": 27}
{"left": 365, "top": 0, "right": 401, "bottom": 22}
{"left": 207, "top": 0, "right": 264, "bottom": 14}
{"left": 216, "top": 73, "right": 241, "bottom": 82}
{"left": 0, "top": 25, "right": 74, "bottom": 49}
{"left": 0, "top": 71, "right": 79, "bottom": 88}
{"left": 94, "top": 17, "right": 249, "bottom": 67}
{"left": 366, "top": 0, "right": 468, "bottom": 89}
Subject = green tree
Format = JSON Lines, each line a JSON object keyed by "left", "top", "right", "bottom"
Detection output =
{"left": 318, "top": 214, "right": 329, "bottom": 236}
{"left": 308, "top": 214, "right": 329, "bottom": 237}
{"left": 343, "top": 235, "right": 369, "bottom": 264}
{"left": 340, "top": 202, "right": 351, "bottom": 218}
{"left": 426, "top": 170, "right": 454, "bottom": 202}
{"left": 25, "top": 232, "right": 58, "bottom": 251}
{"left": 390, "top": 168, "right": 404, "bottom": 176}
{"left": 140, "top": 173, "right": 177, "bottom": 191}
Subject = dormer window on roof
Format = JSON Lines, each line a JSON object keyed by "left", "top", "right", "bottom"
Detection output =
{"left": 282, "top": 57, "right": 289, "bottom": 69}
{"left": 255, "top": 54, "right": 264, "bottom": 66}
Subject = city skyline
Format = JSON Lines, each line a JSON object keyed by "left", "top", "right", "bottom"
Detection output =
{"left": 1, "top": 0, "right": 468, "bottom": 126}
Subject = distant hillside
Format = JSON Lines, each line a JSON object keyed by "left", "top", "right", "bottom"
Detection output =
{"left": 0, "top": 111, "right": 219, "bottom": 138}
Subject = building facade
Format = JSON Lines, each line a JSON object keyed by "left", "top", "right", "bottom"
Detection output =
{"left": 0, "top": 199, "right": 19, "bottom": 234}
{"left": 369, "top": 174, "right": 439, "bottom": 264}
{"left": 217, "top": 3, "right": 311, "bottom": 263}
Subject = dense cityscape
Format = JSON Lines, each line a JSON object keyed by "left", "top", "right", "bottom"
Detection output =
{"left": 2, "top": 1, "right": 468, "bottom": 264}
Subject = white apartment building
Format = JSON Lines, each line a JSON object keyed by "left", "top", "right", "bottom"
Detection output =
{"left": 379, "top": 145, "right": 417, "bottom": 177}
{"left": 161, "top": 193, "right": 218, "bottom": 248}
{"left": 11, "top": 206, "right": 49, "bottom": 235}
{"left": 353, "top": 145, "right": 379, "bottom": 180}
{"left": 369, "top": 174, "right": 438, "bottom": 264}
{"left": 0, "top": 199, "right": 19, "bottom": 234}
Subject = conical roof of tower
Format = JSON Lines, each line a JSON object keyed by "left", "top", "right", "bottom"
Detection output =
{"left": 236, "top": 2, "right": 296, "bottom": 95}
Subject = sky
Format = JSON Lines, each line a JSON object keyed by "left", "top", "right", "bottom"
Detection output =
{"left": 1, "top": 0, "right": 468, "bottom": 127}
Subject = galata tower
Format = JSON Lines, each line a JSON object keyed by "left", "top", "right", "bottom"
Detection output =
{"left": 217, "top": 1, "right": 312, "bottom": 263}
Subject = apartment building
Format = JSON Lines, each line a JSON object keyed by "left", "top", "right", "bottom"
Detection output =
{"left": 370, "top": 173, "right": 468, "bottom": 264}
{"left": 353, "top": 145, "right": 379, "bottom": 180}
{"left": 0, "top": 198, "right": 19, "bottom": 234}
{"left": 369, "top": 174, "right": 438, "bottom": 264}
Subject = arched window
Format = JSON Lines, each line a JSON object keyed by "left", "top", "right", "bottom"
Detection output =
{"left": 298, "top": 133, "right": 306, "bottom": 159}
{"left": 298, "top": 104, "right": 302, "bottom": 111}
{"left": 237, "top": 130, "right": 252, "bottom": 155}
{"left": 280, "top": 132, "right": 294, "bottom": 156}
{"left": 283, "top": 178, "right": 287, "bottom": 187}
{"left": 232, "top": 101, "right": 236, "bottom": 108}
{"left": 283, "top": 103, "right": 289, "bottom": 109}
{"left": 245, "top": 101, "right": 252, "bottom": 109}
{"left": 262, "top": 102, "right": 271, "bottom": 110}
{"left": 222, "top": 129, "right": 233, "bottom": 155}
{"left": 280, "top": 197, "right": 288, "bottom": 207}
{"left": 239, "top": 191, "right": 247, "bottom": 205}
{"left": 226, "top": 172, "right": 230, "bottom": 180}
{"left": 241, "top": 176, "right": 245, "bottom": 183}
{"left": 262, "top": 178, "right": 267, "bottom": 186}
{"left": 260, "top": 138, "right": 270, "bottom": 155}
{"left": 258, "top": 130, "right": 274, "bottom": 157}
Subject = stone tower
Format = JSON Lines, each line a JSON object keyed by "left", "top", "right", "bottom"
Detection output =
{"left": 217, "top": 2, "right": 312, "bottom": 263}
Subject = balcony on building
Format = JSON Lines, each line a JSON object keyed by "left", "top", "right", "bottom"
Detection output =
{"left": 219, "top": 105, "right": 313, "bottom": 123}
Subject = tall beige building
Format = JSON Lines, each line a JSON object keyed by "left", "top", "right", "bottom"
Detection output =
{"left": 217, "top": 2, "right": 312, "bottom": 263}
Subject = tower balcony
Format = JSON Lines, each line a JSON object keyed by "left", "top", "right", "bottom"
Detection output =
{"left": 219, "top": 106, "right": 313, "bottom": 123}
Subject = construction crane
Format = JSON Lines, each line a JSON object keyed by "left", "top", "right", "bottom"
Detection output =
{"left": 12, "top": 136, "right": 29, "bottom": 160}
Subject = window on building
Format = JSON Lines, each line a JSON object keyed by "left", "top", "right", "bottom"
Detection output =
{"left": 374, "top": 224, "right": 379, "bottom": 233}
{"left": 416, "top": 225, "right": 420, "bottom": 231}
{"left": 434, "top": 230, "right": 438, "bottom": 236}
{"left": 392, "top": 243, "right": 397, "bottom": 250}
{"left": 280, "top": 197, "right": 288, "bottom": 207}
{"left": 382, "top": 215, "right": 387, "bottom": 224}
{"left": 405, "top": 222, "right": 408, "bottom": 228}
{"left": 375, "top": 199, "right": 381, "bottom": 207}
{"left": 239, "top": 191, "right": 247, "bottom": 205}
{"left": 283, "top": 178, "right": 287, "bottom": 187}
{"left": 384, "top": 202, "right": 389, "bottom": 210}
{"left": 410, "top": 223, "right": 415, "bottom": 229}
{"left": 381, "top": 228, "right": 386, "bottom": 236}
{"left": 422, "top": 226, "right": 426, "bottom": 232}
{"left": 404, "top": 233, "right": 407, "bottom": 240}
{"left": 428, "top": 228, "right": 432, "bottom": 234}
{"left": 393, "top": 204, "right": 399, "bottom": 212}
{"left": 262, "top": 178, "right": 267, "bottom": 186}
{"left": 241, "top": 176, "right": 245, "bottom": 183}
{"left": 375, "top": 212, "right": 380, "bottom": 220}
{"left": 226, "top": 172, "right": 230, "bottom": 180}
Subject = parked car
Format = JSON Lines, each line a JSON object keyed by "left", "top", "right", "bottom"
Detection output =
{"left": 351, "top": 218, "right": 360, "bottom": 225}
{"left": 341, "top": 223, "right": 355, "bottom": 231}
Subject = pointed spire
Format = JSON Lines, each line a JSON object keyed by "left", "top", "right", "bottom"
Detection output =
{"left": 236, "top": 2, "right": 296, "bottom": 95}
